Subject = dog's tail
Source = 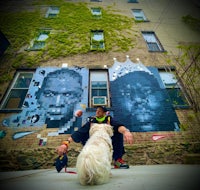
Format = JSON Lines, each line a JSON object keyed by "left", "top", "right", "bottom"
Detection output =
{"left": 77, "top": 152, "right": 110, "bottom": 185}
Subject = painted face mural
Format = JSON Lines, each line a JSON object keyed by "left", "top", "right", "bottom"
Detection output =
{"left": 2, "top": 67, "right": 87, "bottom": 132}
{"left": 109, "top": 58, "right": 180, "bottom": 132}
{"left": 2, "top": 59, "right": 180, "bottom": 133}
{"left": 35, "top": 69, "right": 83, "bottom": 128}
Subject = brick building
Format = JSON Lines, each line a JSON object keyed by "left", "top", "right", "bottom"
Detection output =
{"left": 0, "top": 0, "right": 200, "bottom": 170}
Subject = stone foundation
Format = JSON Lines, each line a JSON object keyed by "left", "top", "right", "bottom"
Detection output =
{"left": 0, "top": 118, "right": 200, "bottom": 171}
{"left": 1, "top": 141, "right": 200, "bottom": 171}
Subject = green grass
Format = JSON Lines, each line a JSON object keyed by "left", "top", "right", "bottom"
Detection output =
{"left": 0, "top": 0, "right": 136, "bottom": 83}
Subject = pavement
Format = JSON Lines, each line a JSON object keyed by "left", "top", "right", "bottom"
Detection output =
{"left": 0, "top": 165, "right": 200, "bottom": 190}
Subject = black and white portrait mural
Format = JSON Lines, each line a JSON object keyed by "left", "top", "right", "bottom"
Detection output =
{"left": 2, "top": 67, "right": 88, "bottom": 134}
{"left": 2, "top": 58, "right": 180, "bottom": 134}
{"left": 109, "top": 57, "right": 180, "bottom": 132}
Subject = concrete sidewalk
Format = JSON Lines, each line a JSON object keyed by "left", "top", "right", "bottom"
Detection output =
{"left": 0, "top": 165, "right": 200, "bottom": 190}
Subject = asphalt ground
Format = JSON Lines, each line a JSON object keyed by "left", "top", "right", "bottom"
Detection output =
{"left": 0, "top": 164, "right": 200, "bottom": 190}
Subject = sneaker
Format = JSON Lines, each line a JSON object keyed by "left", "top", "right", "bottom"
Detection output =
{"left": 114, "top": 158, "right": 129, "bottom": 169}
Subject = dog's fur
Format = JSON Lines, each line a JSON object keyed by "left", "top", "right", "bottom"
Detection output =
{"left": 76, "top": 123, "right": 113, "bottom": 185}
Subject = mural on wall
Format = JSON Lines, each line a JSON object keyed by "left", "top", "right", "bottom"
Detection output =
{"left": 2, "top": 57, "right": 180, "bottom": 135}
{"left": 109, "top": 56, "right": 180, "bottom": 132}
{"left": 2, "top": 67, "right": 89, "bottom": 134}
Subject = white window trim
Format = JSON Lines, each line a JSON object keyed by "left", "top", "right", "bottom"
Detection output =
{"left": 89, "top": 70, "right": 110, "bottom": 107}
{"left": 132, "top": 9, "right": 148, "bottom": 21}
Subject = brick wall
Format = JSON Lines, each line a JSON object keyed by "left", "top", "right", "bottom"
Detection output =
{"left": 1, "top": 121, "right": 200, "bottom": 171}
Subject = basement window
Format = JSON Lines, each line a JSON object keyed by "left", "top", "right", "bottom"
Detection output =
{"left": 142, "top": 31, "right": 165, "bottom": 52}
{"left": 0, "top": 70, "right": 34, "bottom": 112}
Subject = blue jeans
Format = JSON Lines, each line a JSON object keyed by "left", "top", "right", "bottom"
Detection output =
{"left": 112, "top": 132, "right": 125, "bottom": 161}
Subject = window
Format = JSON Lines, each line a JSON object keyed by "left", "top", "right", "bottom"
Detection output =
{"left": 90, "top": 30, "right": 105, "bottom": 50}
{"left": 89, "top": 70, "right": 110, "bottom": 107}
{"left": 90, "top": 0, "right": 102, "bottom": 2}
{"left": 142, "top": 31, "right": 165, "bottom": 52}
{"left": 128, "top": 0, "right": 138, "bottom": 3}
{"left": 0, "top": 70, "right": 34, "bottom": 112}
{"left": 26, "top": 30, "right": 50, "bottom": 51}
{"left": 45, "top": 6, "right": 60, "bottom": 18}
{"left": 93, "top": 96, "right": 107, "bottom": 106}
{"left": 91, "top": 7, "right": 102, "bottom": 19}
{"left": 91, "top": 81, "right": 107, "bottom": 96}
{"left": 159, "top": 70, "right": 189, "bottom": 108}
{"left": 132, "top": 9, "right": 148, "bottom": 21}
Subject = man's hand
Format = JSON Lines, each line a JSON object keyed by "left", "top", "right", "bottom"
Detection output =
{"left": 118, "top": 126, "right": 133, "bottom": 144}
{"left": 56, "top": 144, "right": 68, "bottom": 156}
{"left": 123, "top": 130, "right": 133, "bottom": 145}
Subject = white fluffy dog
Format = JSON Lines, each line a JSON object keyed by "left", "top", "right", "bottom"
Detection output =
{"left": 76, "top": 123, "right": 113, "bottom": 185}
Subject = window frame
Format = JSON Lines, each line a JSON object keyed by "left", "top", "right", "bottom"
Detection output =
{"left": 132, "top": 9, "right": 148, "bottom": 22}
{"left": 142, "top": 31, "right": 165, "bottom": 52}
{"left": 91, "top": 7, "right": 102, "bottom": 19}
{"left": 90, "top": 30, "right": 105, "bottom": 51}
{"left": 0, "top": 69, "right": 35, "bottom": 112}
{"left": 89, "top": 69, "right": 110, "bottom": 108}
{"left": 158, "top": 67, "right": 190, "bottom": 109}
{"left": 45, "top": 6, "right": 60, "bottom": 18}
{"left": 25, "top": 29, "right": 51, "bottom": 51}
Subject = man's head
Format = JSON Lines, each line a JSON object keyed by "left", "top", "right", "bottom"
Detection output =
{"left": 95, "top": 106, "right": 107, "bottom": 118}
{"left": 36, "top": 68, "right": 82, "bottom": 124}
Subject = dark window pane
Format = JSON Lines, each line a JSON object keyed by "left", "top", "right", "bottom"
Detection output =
{"left": 147, "top": 42, "right": 160, "bottom": 51}
{"left": 4, "top": 89, "right": 28, "bottom": 109}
